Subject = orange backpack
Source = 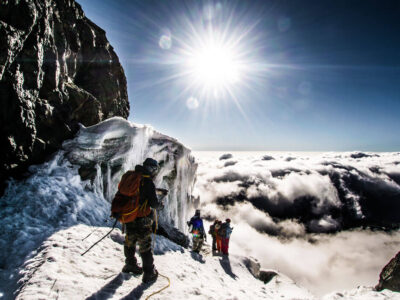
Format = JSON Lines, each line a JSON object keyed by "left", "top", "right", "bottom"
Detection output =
{"left": 111, "top": 171, "right": 151, "bottom": 223}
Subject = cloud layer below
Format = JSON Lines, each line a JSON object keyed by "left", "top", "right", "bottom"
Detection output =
{"left": 193, "top": 151, "right": 400, "bottom": 295}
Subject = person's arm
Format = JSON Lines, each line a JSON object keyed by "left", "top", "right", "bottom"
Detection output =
{"left": 201, "top": 221, "right": 207, "bottom": 240}
{"left": 142, "top": 178, "right": 163, "bottom": 209}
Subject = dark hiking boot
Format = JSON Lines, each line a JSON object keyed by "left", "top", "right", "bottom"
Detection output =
{"left": 142, "top": 269, "right": 158, "bottom": 283}
{"left": 122, "top": 264, "right": 143, "bottom": 275}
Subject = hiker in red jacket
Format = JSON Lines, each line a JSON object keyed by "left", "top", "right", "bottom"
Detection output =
{"left": 220, "top": 219, "right": 233, "bottom": 255}
{"left": 215, "top": 220, "right": 223, "bottom": 252}
{"left": 112, "top": 158, "right": 167, "bottom": 283}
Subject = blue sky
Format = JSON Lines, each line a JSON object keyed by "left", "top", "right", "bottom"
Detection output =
{"left": 78, "top": 0, "right": 400, "bottom": 151}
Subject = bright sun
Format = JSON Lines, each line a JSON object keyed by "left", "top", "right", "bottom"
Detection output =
{"left": 167, "top": 8, "right": 260, "bottom": 105}
{"left": 188, "top": 43, "right": 241, "bottom": 89}
{"left": 179, "top": 26, "right": 250, "bottom": 99}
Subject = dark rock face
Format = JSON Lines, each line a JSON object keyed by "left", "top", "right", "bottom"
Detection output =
{"left": 376, "top": 251, "right": 400, "bottom": 292}
{"left": 0, "top": 0, "right": 129, "bottom": 188}
{"left": 158, "top": 221, "right": 190, "bottom": 248}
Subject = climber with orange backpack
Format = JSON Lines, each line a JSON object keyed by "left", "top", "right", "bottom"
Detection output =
{"left": 111, "top": 158, "right": 168, "bottom": 283}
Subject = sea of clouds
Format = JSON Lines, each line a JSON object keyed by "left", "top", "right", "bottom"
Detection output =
{"left": 192, "top": 151, "right": 400, "bottom": 295}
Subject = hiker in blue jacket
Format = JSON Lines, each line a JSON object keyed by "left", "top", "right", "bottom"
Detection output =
{"left": 187, "top": 209, "right": 206, "bottom": 253}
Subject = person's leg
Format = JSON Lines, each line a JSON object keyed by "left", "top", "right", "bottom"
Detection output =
{"left": 123, "top": 224, "right": 143, "bottom": 274}
{"left": 194, "top": 236, "right": 204, "bottom": 252}
{"left": 212, "top": 236, "right": 216, "bottom": 251}
{"left": 136, "top": 217, "right": 158, "bottom": 283}
{"left": 221, "top": 238, "right": 227, "bottom": 254}
{"left": 198, "top": 237, "right": 204, "bottom": 252}
{"left": 192, "top": 236, "right": 200, "bottom": 252}
{"left": 217, "top": 236, "right": 222, "bottom": 252}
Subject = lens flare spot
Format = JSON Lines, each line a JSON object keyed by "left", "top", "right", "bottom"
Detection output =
{"left": 159, "top": 35, "right": 172, "bottom": 50}
{"left": 186, "top": 96, "right": 199, "bottom": 109}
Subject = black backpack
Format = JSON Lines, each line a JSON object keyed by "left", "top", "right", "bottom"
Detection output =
{"left": 209, "top": 224, "right": 215, "bottom": 234}
{"left": 218, "top": 223, "right": 227, "bottom": 237}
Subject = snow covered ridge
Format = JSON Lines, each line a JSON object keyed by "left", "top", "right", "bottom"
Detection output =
{"left": 0, "top": 117, "right": 197, "bottom": 299}
{"left": 16, "top": 224, "right": 313, "bottom": 300}
{"left": 16, "top": 225, "right": 400, "bottom": 300}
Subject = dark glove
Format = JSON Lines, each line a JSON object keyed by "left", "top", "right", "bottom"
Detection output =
{"left": 111, "top": 212, "right": 121, "bottom": 220}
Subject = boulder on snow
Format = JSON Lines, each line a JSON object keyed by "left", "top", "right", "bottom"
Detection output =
{"left": 242, "top": 257, "right": 278, "bottom": 284}
{"left": 157, "top": 221, "right": 190, "bottom": 248}
{"left": 259, "top": 269, "right": 278, "bottom": 284}
{"left": 376, "top": 251, "right": 400, "bottom": 292}
{"left": 243, "top": 256, "right": 261, "bottom": 278}
{"left": 0, "top": 0, "right": 129, "bottom": 191}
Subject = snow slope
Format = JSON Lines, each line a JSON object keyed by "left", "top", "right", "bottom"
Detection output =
{"left": 15, "top": 225, "right": 400, "bottom": 300}
{"left": 16, "top": 224, "right": 313, "bottom": 300}
{"left": 0, "top": 118, "right": 197, "bottom": 299}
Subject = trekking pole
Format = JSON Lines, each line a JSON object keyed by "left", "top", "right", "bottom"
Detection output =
{"left": 81, "top": 218, "right": 118, "bottom": 256}
{"left": 81, "top": 218, "right": 111, "bottom": 241}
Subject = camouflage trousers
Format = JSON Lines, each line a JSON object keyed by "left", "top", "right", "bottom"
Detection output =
{"left": 124, "top": 217, "right": 153, "bottom": 266}
{"left": 192, "top": 235, "right": 204, "bottom": 252}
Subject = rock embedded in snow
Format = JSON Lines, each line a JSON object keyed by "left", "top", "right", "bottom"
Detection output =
{"left": 157, "top": 222, "right": 190, "bottom": 248}
{"left": 259, "top": 269, "right": 278, "bottom": 284}
{"left": 0, "top": 0, "right": 129, "bottom": 191}
{"left": 376, "top": 251, "right": 400, "bottom": 292}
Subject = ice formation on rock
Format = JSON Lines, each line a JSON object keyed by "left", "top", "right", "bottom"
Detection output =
{"left": 0, "top": 117, "right": 197, "bottom": 299}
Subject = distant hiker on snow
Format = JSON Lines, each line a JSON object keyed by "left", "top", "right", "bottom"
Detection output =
{"left": 111, "top": 158, "right": 168, "bottom": 283}
{"left": 187, "top": 209, "right": 206, "bottom": 253}
{"left": 208, "top": 219, "right": 219, "bottom": 251}
{"left": 219, "top": 219, "right": 233, "bottom": 255}
{"left": 215, "top": 220, "right": 223, "bottom": 252}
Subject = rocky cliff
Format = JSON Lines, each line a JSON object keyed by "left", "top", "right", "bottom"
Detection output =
{"left": 0, "top": 0, "right": 129, "bottom": 190}
{"left": 376, "top": 251, "right": 400, "bottom": 292}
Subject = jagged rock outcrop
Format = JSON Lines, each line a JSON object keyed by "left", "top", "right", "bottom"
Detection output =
{"left": 376, "top": 251, "right": 400, "bottom": 292}
{"left": 0, "top": 0, "right": 129, "bottom": 190}
{"left": 243, "top": 257, "right": 278, "bottom": 284}
{"left": 157, "top": 222, "right": 190, "bottom": 248}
